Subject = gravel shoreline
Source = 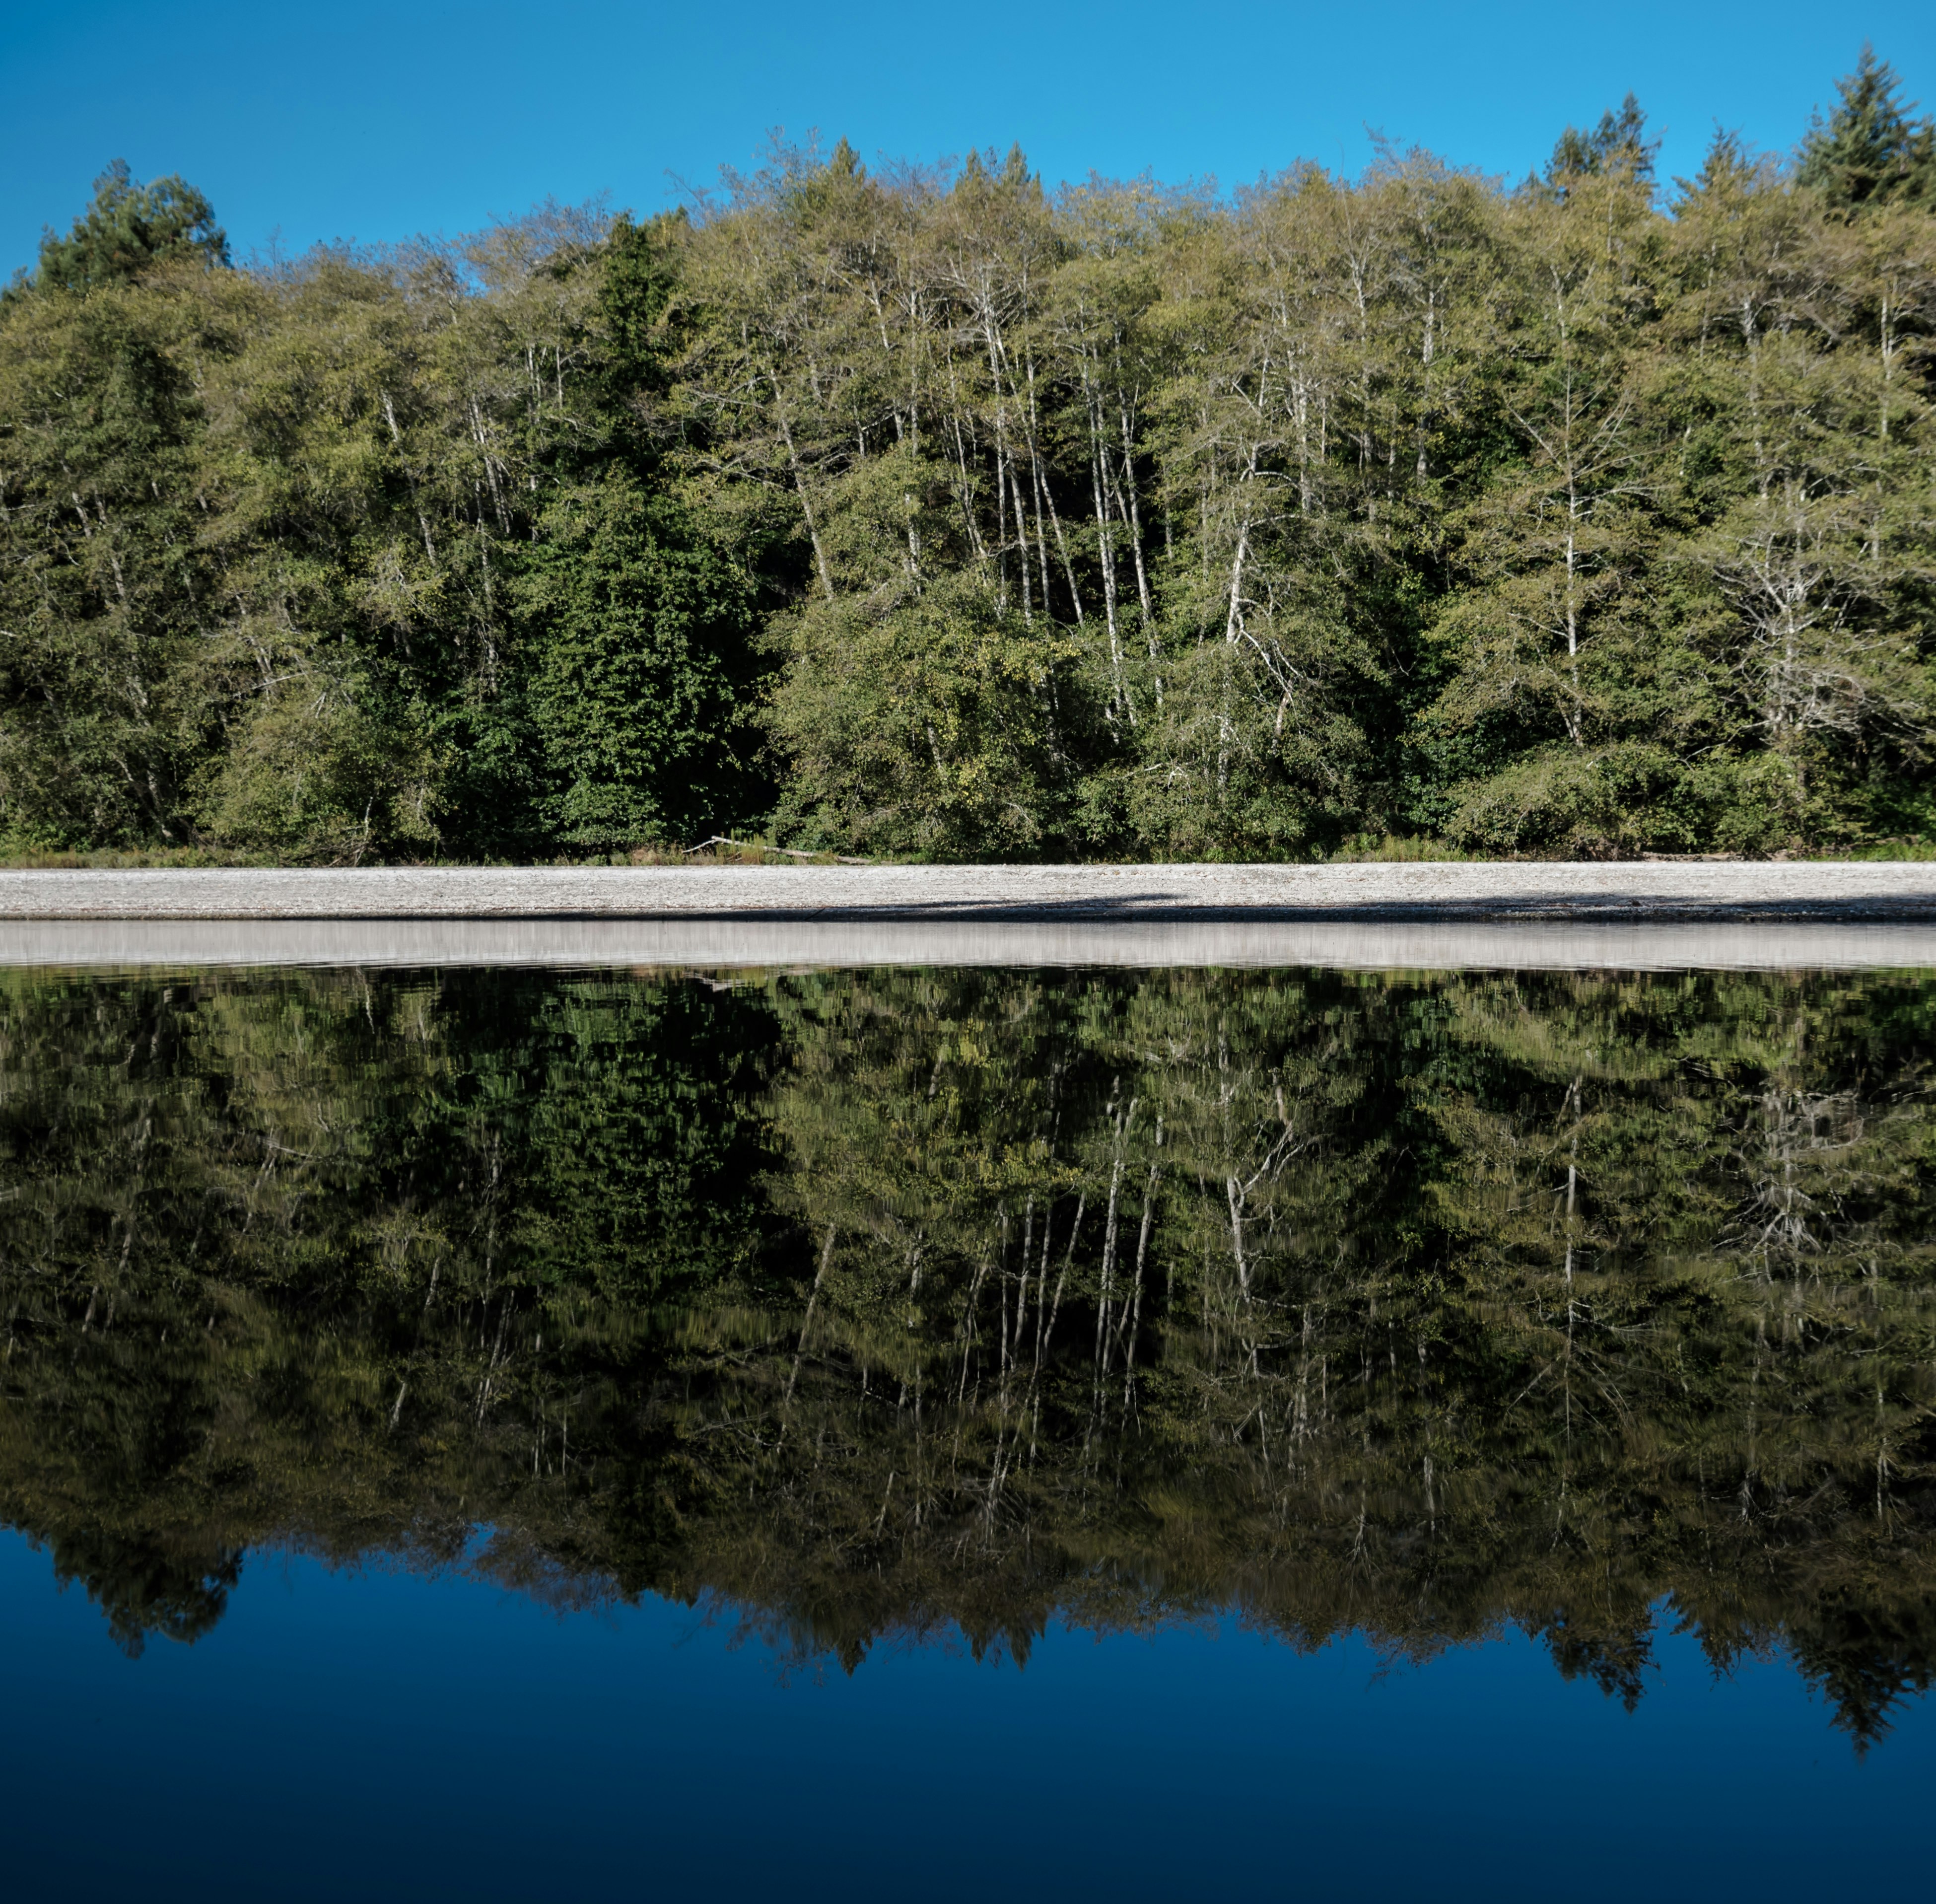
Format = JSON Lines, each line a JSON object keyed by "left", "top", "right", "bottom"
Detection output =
{"left": 6, "top": 861, "right": 1936, "bottom": 920}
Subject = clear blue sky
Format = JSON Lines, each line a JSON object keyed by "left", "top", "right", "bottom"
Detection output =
{"left": 4, "top": 1, "right": 1931, "bottom": 275}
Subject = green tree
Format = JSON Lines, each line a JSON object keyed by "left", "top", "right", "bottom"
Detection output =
{"left": 6, "top": 58, "right": 1936, "bottom": 863}
{"left": 1798, "top": 45, "right": 1936, "bottom": 213}
{"left": 0, "top": 259, "right": 231, "bottom": 849}
{"left": 517, "top": 472, "right": 764, "bottom": 847}
{"left": 31, "top": 159, "right": 229, "bottom": 293}
{"left": 1544, "top": 92, "right": 1660, "bottom": 192}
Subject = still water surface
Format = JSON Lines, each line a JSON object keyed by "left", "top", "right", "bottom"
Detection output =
{"left": 1, "top": 963, "right": 1931, "bottom": 1897}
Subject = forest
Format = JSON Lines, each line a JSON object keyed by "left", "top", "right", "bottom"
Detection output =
{"left": 1, "top": 961, "right": 1933, "bottom": 1745}
{"left": 3, "top": 50, "right": 1936, "bottom": 864}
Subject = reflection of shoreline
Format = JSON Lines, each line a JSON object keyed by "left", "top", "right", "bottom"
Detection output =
{"left": 13, "top": 917, "right": 1936, "bottom": 971}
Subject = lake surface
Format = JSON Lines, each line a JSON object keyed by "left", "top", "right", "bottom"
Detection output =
{"left": 1, "top": 962, "right": 1931, "bottom": 1899}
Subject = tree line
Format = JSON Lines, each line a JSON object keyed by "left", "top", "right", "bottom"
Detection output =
{"left": 2, "top": 960, "right": 1932, "bottom": 1745}
{"left": 4, "top": 49, "right": 1936, "bottom": 862}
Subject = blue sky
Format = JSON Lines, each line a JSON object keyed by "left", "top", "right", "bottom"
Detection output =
{"left": 4, "top": 2, "right": 1932, "bottom": 275}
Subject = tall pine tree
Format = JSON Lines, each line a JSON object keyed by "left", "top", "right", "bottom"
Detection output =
{"left": 1797, "top": 45, "right": 1936, "bottom": 212}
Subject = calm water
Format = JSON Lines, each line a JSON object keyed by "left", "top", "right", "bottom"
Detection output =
{"left": 1, "top": 963, "right": 1931, "bottom": 1899}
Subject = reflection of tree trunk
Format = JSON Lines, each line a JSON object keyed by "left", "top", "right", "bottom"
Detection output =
{"left": 1225, "top": 1172, "right": 1261, "bottom": 1376}
{"left": 1563, "top": 1075, "right": 1581, "bottom": 1291}
{"left": 1094, "top": 1099, "right": 1135, "bottom": 1386}
{"left": 1035, "top": 1193, "right": 1083, "bottom": 1372}
{"left": 958, "top": 1257, "right": 988, "bottom": 1403}
{"left": 786, "top": 1224, "right": 836, "bottom": 1404}
{"left": 1118, "top": 1136, "right": 1162, "bottom": 1417}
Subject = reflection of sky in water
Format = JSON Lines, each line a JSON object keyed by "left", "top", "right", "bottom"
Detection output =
{"left": 3, "top": 1532, "right": 1926, "bottom": 1902}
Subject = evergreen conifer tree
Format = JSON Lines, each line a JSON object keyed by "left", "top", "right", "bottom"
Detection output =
{"left": 1545, "top": 94, "right": 1659, "bottom": 190}
{"left": 1797, "top": 45, "right": 1936, "bottom": 211}
{"left": 34, "top": 160, "right": 229, "bottom": 291}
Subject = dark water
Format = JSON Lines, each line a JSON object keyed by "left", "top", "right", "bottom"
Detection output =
{"left": 1, "top": 963, "right": 1931, "bottom": 1899}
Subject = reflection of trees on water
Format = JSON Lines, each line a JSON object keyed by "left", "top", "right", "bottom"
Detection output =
{"left": 0, "top": 965, "right": 1933, "bottom": 1746}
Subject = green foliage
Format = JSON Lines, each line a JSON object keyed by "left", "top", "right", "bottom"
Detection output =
{"left": 0, "top": 265, "right": 222, "bottom": 850}
{"left": 32, "top": 159, "right": 229, "bottom": 292}
{"left": 1545, "top": 91, "right": 1660, "bottom": 188}
{"left": 516, "top": 475, "right": 764, "bottom": 848}
{"left": 1797, "top": 44, "right": 1936, "bottom": 212}
{"left": 3, "top": 53, "right": 1936, "bottom": 862}
{"left": 768, "top": 564, "right": 1085, "bottom": 858}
